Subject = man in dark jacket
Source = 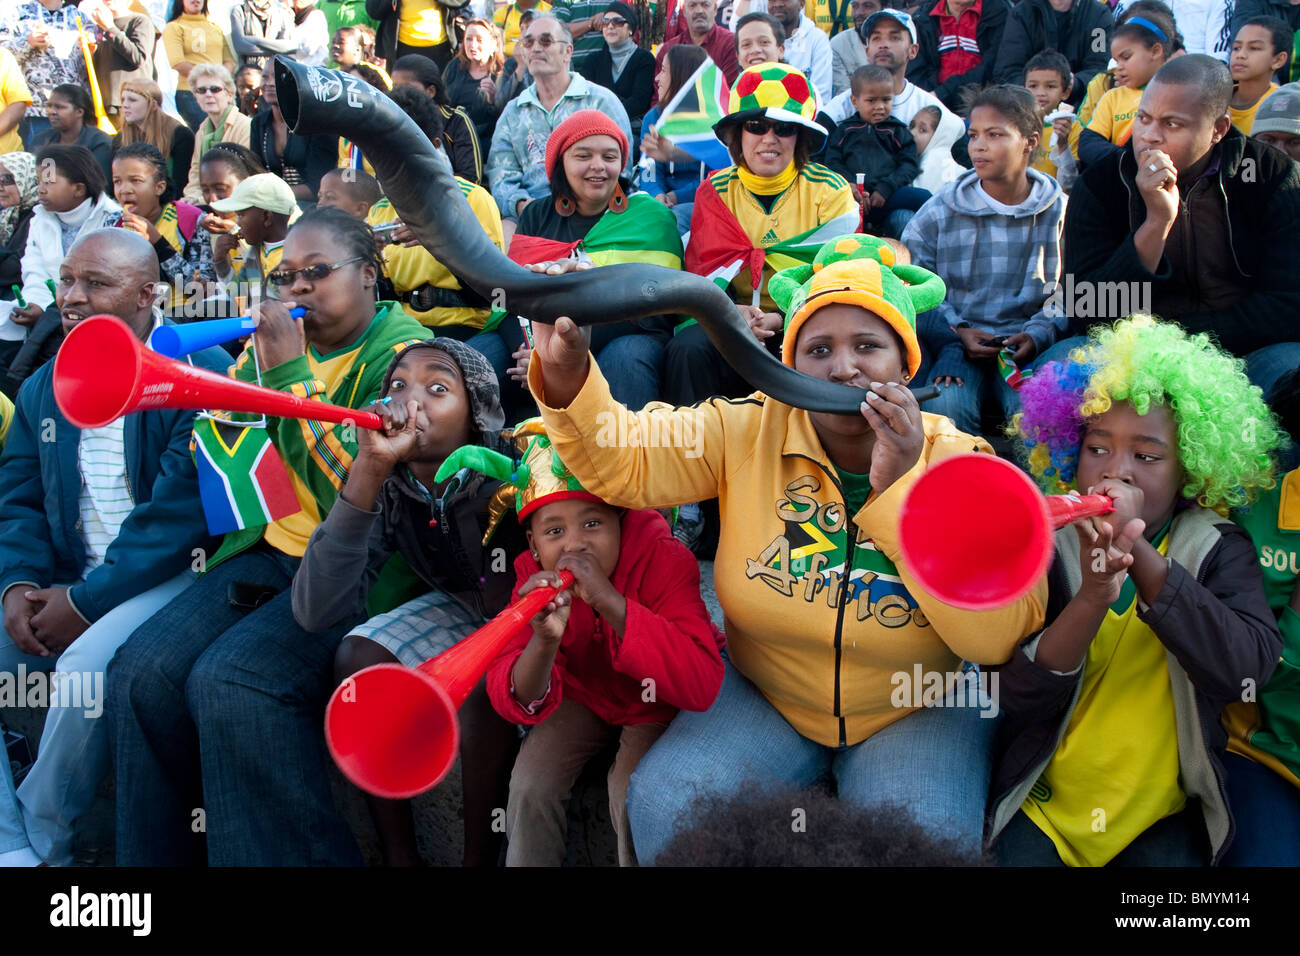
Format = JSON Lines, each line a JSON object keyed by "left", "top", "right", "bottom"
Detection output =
{"left": 993, "top": 0, "right": 1113, "bottom": 105}
{"left": 908, "top": 0, "right": 1011, "bottom": 111}
{"left": 292, "top": 337, "right": 525, "bottom": 867}
{"left": 0, "top": 229, "right": 226, "bottom": 866}
{"left": 1051, "top": 55, "right": 1300, "bottom": 405}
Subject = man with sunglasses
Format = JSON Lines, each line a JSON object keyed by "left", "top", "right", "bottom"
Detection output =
{"left": 486, "top": 13, "right": 631, "bottom": 236}
{"left": 209, "top": 171, "right": 300, "bottom": 302}
{"left": 652, "top": 0, "right": 741, "bottom": 107}
{"left": 0, "top": 228, "right": 227, "bottom": 866}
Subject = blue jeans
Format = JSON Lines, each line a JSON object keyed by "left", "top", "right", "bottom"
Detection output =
{"left": 626, "top": 659, "right": 998, "bottom": 864}
{"left": 595, "top": 333, "right": 665, "bottom": 411}
{"left": 1242, "top": 342, "right": 1300, "bottom": 405}
{"left": 106, "top": 547, "right": 360, "bottom": 866}
{"left": 0, "top": 573, "right": 192, "bottom": 865}
{"left": 1220, "top": 751, "right": 1300, "bottom": 866}
{"left": 867, "top": 185, "right": 931, "bottom": 239}
{"left": 922, "top": 352, "right": 1026, "bottom": 436}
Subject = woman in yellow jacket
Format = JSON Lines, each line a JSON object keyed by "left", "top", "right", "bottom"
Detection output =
{"left": 525, "top": 234, "right": 1047, "bottom": 863}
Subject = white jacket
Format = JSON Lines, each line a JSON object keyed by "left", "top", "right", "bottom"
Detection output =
{"left": 20, "top": 193, "right": 123, "bottom": 313}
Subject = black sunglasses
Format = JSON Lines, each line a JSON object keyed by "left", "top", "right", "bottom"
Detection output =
{"left": 193, "top": 85, "right": 226, "bottom": 95}
{"left": 601, "top": 15, "right": 629, "bottom": 26}
{"left": 742, "top": 118, "right": 800, "bottom": 138}
{"left": 266, "top": 257, "right": 363, "bottom": 287}
{"left": 0, "top": 174, "right": 15, "bottom": 186}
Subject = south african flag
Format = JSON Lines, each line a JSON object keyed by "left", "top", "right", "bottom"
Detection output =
{"left": 192, "top": 417, "right": 300, "bottom": 536}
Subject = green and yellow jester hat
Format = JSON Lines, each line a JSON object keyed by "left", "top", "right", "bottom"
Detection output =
{"left": 433, "top": 419, "right": 604, "bottom": 545}
{"left": 767, "top": 234, "right": 946, "bottom": 378}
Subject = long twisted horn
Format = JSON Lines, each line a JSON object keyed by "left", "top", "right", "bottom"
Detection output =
{"left": 273, "top": 57, "right": 882, "bottom": 414}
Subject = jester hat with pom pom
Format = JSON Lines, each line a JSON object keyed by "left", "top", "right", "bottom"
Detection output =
{"left": 433, "top": 419, "right": 604, "bottom": 545}
{"left": 767, "top": 234, "right": 946, "bottom": 378}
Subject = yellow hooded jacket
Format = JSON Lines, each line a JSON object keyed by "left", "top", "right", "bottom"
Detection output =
{"left": 530, "top": 357, "right": 1047, "bottom": 747}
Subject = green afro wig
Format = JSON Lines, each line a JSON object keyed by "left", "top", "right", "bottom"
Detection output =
{"left": 1011, "top": 315, "right": 1284, "bottom": 513}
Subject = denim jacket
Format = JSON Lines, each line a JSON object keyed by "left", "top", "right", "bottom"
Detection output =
{"left": 0, "top": 332, "right": 228, "bottom": 623}
{"left": 485, "top": 71, "right": 632, "bottom": 220}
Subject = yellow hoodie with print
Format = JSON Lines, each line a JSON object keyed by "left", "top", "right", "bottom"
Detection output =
{"left": 530, "top": 357, "right": 1047, "bottom": 747}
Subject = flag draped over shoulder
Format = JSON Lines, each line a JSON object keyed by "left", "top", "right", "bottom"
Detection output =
{"left": 486, "top": 194, "right": 684, "bottom": 329}
{"left": 653, "top": 58, "right": 732, "bottom": 171}
{"left": 685, "top": 177, "right": 860, "bottom": 304}
{"left": 192, "top": 417, "right": 300, "bottom": 536}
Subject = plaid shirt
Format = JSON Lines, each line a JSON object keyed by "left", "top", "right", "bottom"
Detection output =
{"left": 485, "top": 71, "right": 632, "bottom": 219}
{"left": 902, "top": 167, "right": 1066, "bottom": 380}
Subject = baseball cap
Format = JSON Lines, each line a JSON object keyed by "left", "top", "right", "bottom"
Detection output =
{"left": 861, "top": 9, "right": 918, "bottom": 45}
{"left": 1251, "top": 84, "right": 1300, "bottom": 137}
{"left": 210, "top": 173, "right": 298, "bottom": 216}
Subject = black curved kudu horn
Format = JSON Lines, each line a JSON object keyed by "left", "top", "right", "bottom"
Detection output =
{"left": 274, "top": 56, "right": 895, "bottom": 413}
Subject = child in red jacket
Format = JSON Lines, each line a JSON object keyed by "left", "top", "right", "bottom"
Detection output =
{"left": 441, "top": 420, "right": 724, "bottom": 866}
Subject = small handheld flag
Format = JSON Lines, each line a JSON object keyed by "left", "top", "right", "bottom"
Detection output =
{"left": 192, "top": 416, "right": 300, "bottom": 535}
{"left": 654, "top": 57, "right": 732, "bottom": 171}
{"left": 997, "top": 348, "right": 1032, "bottom": 390}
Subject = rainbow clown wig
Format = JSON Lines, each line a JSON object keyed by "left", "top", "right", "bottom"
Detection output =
{"left": 1011, "top": 315, "right": 1283, "bottom": 513}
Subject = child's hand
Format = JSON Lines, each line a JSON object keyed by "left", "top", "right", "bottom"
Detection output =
{"left": 1052, "top": 115, "right": 1074, "bottom": 143}
{"left": 1004, "top": 332, "right": 1037, "bottom": 365}
{"left": 520, "top": 570, "right": 572, "bottom": 645}
{"left": 120, "top": 206, "right": 161, "bottom": 243}
{"left": 508, "top": 342, "right": 532, "bottom": 383}
{"left": 11, "top": 302, "right": 44, "bottom": 326}
{"left": 553, "top": 551, "right": 618, "bottom": 613}
{"left": 1086, "top": 478, "right": 1145, "bottom": 532}
{"left": 869, "top": 191, "right": 887, "bottom": 209}
{"left": 954, "top": 326, "right": 1002, "bottom": 359}
{"left": 1075, "top": 516, "right": 1145, "bottom": 606}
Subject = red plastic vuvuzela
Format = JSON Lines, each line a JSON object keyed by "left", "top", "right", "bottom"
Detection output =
{"left": 325, "top": 570, "right": 576, "bottom": 799}
{"left": 898, "top": 454, "right": 1113, "bottom": 610}
{"left": 52, "top": 315, "right": 383, "bottom": 429}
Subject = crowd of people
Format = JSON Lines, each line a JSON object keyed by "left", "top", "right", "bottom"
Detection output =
{"left": 0, "top": 0, "right": 1298, "bottom": 869}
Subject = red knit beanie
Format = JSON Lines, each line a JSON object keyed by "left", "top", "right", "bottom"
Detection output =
{"left": 544, "top": 110, "right": 629, "bottom": 180}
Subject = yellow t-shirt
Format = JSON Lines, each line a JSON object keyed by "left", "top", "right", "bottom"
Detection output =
{"left": 1068, "top": 71, "right": 1114, "bottom": 160}
{"left": 1229, "top": 83, "right": 1278, "bottom": 135}
{"left": 0, "top": 48, "right": 33, "bottom": 154}
{"left": 1085, "top": 85, "right": 1143, "bottom": 148}
{"left": 263, "top": 337, "right": 370, "bottom": 556}
{"left": 1031, "top": 120, "right": 1059, "bottom": 180}
{"left": 337, "top": 137, "right": 377, "bottom": 176}
{"left": 398, "top": 0, "right": 447, "bottom": 46}
{"left": 1022, "top": 534, "right": 1186, "bottom": 867}
{"left": 367, "top": 179, "right": 504, "bottom": 327}
{"left": 494, "top": 1, "right": 552, "bottom": 56}
{"left": 163, "top": 14, "right": 238, "bottom": 91}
